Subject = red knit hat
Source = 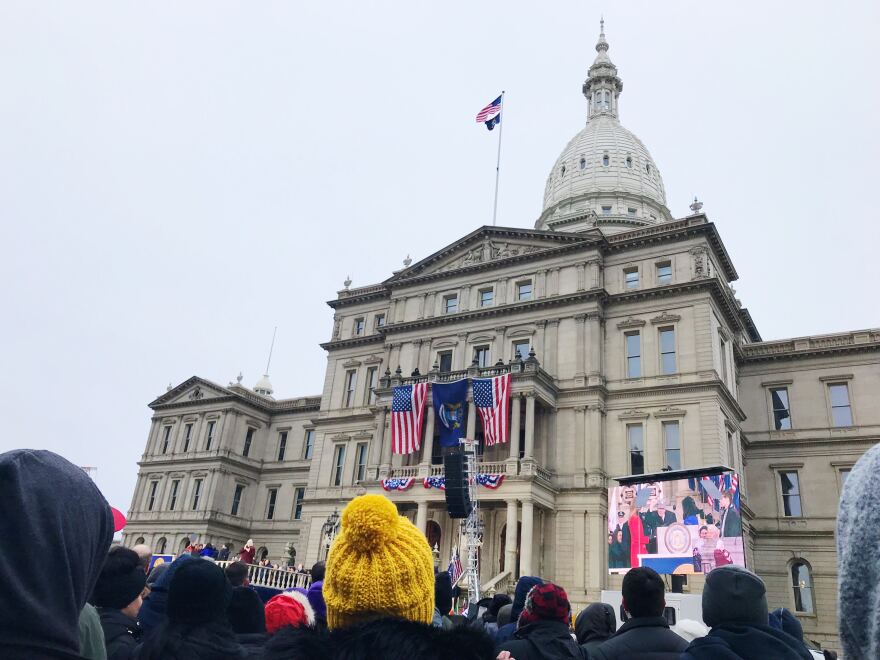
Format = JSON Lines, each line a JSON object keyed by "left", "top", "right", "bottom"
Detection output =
{"left": 517, "top": 582, "right": 571, "bottom": 629}
{"left": 264, "top": 591, "right": 315, "bottom": 634}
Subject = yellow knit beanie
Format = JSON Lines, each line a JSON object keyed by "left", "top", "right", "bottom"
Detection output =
{"left": 324, "top": 494, "right": 434, "bottom": 629}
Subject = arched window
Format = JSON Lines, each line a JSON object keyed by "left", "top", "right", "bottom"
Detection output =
{"left": 646, "top": 163, "right": 652, "bottom": 175}
{"left": 791, "top": 561, "right": 814, "bottom": 613}
{"left": 134, "top": 536, "right": 145, "bottom": 546}
{"left": 426, "top": 521, "right": 442, "bottom": 552}
{"left": 178, "top": 537, "right": 190, "bottom": 555}
{"left": 579, "top": 157, "right": 586, "bottom": 170}
{"left": 156, "top": 537, "right": 167, "bottom": 554}
{"left": 602, "top": 154, "right": 610, "bottom": 167}
{"left": 561, "top": 164, "right": 566, "bottom": 176}
{"left": 626, "top": 156, "right": 632, "bottom": 168}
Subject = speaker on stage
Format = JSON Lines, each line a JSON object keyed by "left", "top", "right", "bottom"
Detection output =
{"left": 444, "top": 450, "right": 471, "bottom": 518}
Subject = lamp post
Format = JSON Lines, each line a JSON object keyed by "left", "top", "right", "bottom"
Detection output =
{"left": 320, "top": 509, "right": 341, "bottom": 561}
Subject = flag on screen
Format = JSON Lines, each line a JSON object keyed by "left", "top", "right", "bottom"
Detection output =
{"left": 472, "top": 373, "right": 510, "bottom": 446}
{"left": 448, "top": 545, "right": 463, "bottom": 584}
{"left": 391, "top": 383, "right": 428, "bottom": 454}
{"left": 475, "top": 95, "right": 502, "bottom": 130}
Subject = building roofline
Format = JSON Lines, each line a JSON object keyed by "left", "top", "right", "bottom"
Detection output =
{"left": 740, "top": 329, "right": 880, "bottom": 363}
{"left": 149, "top": 376, "right": 321, "bottom": 413}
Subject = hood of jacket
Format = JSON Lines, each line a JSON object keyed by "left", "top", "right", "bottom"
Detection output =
{"left": 134, "top": 620, "right": 249, "bottom": 660}
{"left": 500, "top": 619, "right": 584, "bottom": 660}
{"left": 838, "top": 442, "right": 880, "bottom": 660}
{"left": 137, "top": 554, "right": 197, "bottom": 635}
{"left": 575, "top": 602, "right": 616, "bottom": 645}
{"left": 0, "top": 449, "right": 113, "bottom": 659}
{"left": 683, "top": 624, "right": 813, "bottom": 660}
{"left": 511, "top": 576, "right": 543, "bottom": 622}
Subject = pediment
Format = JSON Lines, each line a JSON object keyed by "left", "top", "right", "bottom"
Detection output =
{"left": 150, "top": 377, "right": 232, "bottom": 407}
{"left": 389, "top": 227, "right": 593, "bottom": 282}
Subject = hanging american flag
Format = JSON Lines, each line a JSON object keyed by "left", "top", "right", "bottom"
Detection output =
{"left": 448, "top": 545, "right": 463, "bottom": 584}
{"left": 475, "top": 94, "right": 502, "bottom": 130}
{"left": 472, "top": 373, "right": 511, "bottom": 446}
{"left": 391, "top": 383, "right": 428, "bottom": 454}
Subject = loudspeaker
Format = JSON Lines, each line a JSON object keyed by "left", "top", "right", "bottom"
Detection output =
{"left": 671, "top": 574, "right": 687, "bottom": 594}
{"left": 444, "top": 451, "right": 472, "bottom": 518}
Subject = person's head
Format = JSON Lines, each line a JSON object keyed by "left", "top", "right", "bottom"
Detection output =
{"left": 657, "top": 500, "right": 667, "bottom": 513}
{"left": 497, "top": 603, "right": 513, "bottom": 628}
{"left": 0, "top": 449, "right": 113, "bottom": 657}
{"left": 615, "top": 529, "right": 623, "bottom": 543}
{"left": 488, "top": 593, "right": 511, "bottom": 618}
{"left": 510, "top": 575, "right": 544, "bottom": 622}
{"left": 323, "top": 494, "right": 434, "bottom": 629}
{"left": 131, "top": 544, "right": 153, "bottom": 574}
{"left": 245, "top": 539, "right": 255, "bottom": 549}
{"left": 225, "top": 560, "right": 250, "bottom": 587}
{"left": 608, "top": 533, "right": 613, "bottom": 545}
{"left": 265, "top": 592, "right": 315, "bottom": 634}
{"left": 167, "top": 559, "right": 232, "bottom": 625}
{"left": 307, "top": 580, "right": 327, "bottom": 622}
{"left": 91, "top": 547, "right": 147, "bottom": 618}
{"left": 720, "top": 490, "right": 733, "bottom": 509}
{"left": 699, "top": 525, "right": 708, "bottom": 539}
{"left": 575, "top": 602, "right": 617, "bottom": 644}
{"left": 682, "top": 496, "right": 700, "bottom": 519}
{"left": 621, "top": 566, "right": 666, "bottom": 618}
{"left": 435, "top": 571, "right": 453, "bottom": 615}
{"left": 702, "top": 565, "right": 768, "bottom": 628}
{"left": 310, "top": 561, "right": 326, "bottom": 583}
{"left": 517, "top": 582, "right": 571, "bottom": 629}
{"left": 227, "top": 586, "right": 266, "bottom": 635}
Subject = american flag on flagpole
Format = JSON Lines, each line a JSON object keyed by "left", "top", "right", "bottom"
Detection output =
{"left": 391, "top": 383, "right": 428, "bottom": 454}
{"left": 475, "top": 94, "right": 502, "bottom": 130}
{"left": 448, "top": 545, "right": 463, "bottom": 584}
{"left": 473, "top": 373, "right": 511, "bottom": 446}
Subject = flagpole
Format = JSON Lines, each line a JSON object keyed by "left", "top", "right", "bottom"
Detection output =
{"left": 491, "top": 91, "right": 505, "bottom": 226}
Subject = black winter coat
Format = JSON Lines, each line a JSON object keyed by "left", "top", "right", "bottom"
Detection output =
{"left": 235, "top": 632, "right": 267, "bottom": 655}
{"left": 681, "top": 624, "right": 814, "bottom": 660}
{"left": 133, "top": 621, "right": 251, "bottom": 660}
{"left": 97, "top": 608, "right": 141, "bottom": 660}
{"left": 497, "top": 620, "right": 588, "bottom": 660}
{"left": 588, "top": 616, "right": 688, "bottom": 660}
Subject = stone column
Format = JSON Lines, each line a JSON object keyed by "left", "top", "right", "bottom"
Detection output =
{"left": 206, "top": 469, "right": 221, "bottom": 512}
{"left": 421, "top": 406, "right": 435, "bottom": 465}
{"left": 546, "top": 319, "right": 560, "bottom": 376}
{"left": 144, "top": 419, "right": 159, "bottom": 455}
{"left": 376, "top": 407, "right": 390, "bottom": 476}
{"left": 576, "top": 262, "right": 586, "bottom": 291}
{"left": 586, "top": 314, "right": 603, "bottom": 383}
{"left": 416, "top": 501, "right": 428, "bottom": 534}
{"left": 505, "top": 499, "right": 518, "bottom": 577}
{"left": 574, "top": 314, "right": 587, "bottom": 378}
{"left": 536, "top": 269, "right": 547, "bottom": 298}
{"left": 521, "top": 499, "right": 534, "bottom": 576}
{"left": 574, "top": 406, "right": 587, "bottom": 477}
{"left": 509, "top": 396, "right": 522, "bottom": 460}
{"left": 467, "top": 401, "right": 477, "bottom": 439}
{"left": 524, "top": 395, "right": 536, "bottom": 460}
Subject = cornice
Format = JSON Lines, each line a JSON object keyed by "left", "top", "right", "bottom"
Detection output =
{"left": 740, "top": 329, "right": 880, "bottom": 363}
{"left": 327, "top": 287, "right": 390, "bottom": 309}
{"left": 320, "top": 333, "right": 386, "bottom": 352}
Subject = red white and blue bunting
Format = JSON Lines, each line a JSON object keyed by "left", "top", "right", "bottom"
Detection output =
{"left": 423, "top": 476, "right": 446, "bottom": 490}
{"left": 381, "top": 477, "right": 415, "bottom": 491}
{"left": 475, "top": 473, "right": 505, "bottom": 489}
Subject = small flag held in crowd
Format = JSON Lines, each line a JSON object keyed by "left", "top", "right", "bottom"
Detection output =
{"left": 391, "top": 383, "right": 428, "bottom": 454}
{"left": 448, "top": 545, "right": 463, "bottom": 584}
{"left": 473, "top": 373, "right": 510, "bottom": 446}
{"left": 475, "top": 95, "right": 502, "bottom": 130}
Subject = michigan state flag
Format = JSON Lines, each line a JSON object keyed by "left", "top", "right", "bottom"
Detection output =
{"left": 432, "top": 379, "right": 469, "bottom": 447}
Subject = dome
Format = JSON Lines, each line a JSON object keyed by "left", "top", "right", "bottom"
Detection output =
{"left": 254, "top": 374, "right": 274, "bottom": 397}
{"left": 535, "top": 22, "right": 673, "bottom": 234}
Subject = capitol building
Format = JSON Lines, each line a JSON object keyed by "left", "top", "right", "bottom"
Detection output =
{"left": 123, "top": 25, "right": 878, "bottom": 649}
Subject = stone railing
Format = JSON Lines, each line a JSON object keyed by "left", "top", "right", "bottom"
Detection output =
{"left": 216, "top": 561, "right": 311, "bottom": 591}
{"left": 482, "top": 570, "right": 513, "bottom": 596}
{"left": 390, "top": 466, "right": 420, "bottom": 478}
{"left": 741, "top": 329, "right": 880, "bottom": 361}
{"left": 389, "top": 460, "right": 519, "bottom": 480}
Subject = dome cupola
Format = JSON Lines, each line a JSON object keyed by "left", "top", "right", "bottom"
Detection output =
{"left": 536, "top": 21, "right": 673, "bottom": 234}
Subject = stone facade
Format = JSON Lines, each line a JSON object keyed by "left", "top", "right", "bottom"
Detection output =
{"left": 122, "top": 24, "right": 878, "bottom": 650}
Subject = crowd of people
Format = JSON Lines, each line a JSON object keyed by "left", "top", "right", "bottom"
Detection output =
{"left": 3, "top": 446, "right": 878, "bottom": 659}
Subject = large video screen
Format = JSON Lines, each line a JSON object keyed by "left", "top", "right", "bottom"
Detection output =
{"left": 608, "top": 471, "right": 744, "bottom": 575}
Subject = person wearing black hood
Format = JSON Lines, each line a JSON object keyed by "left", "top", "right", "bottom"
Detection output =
{"left": 575, "top": 602, "right": 617, "bottom": 655}
{"left": 91, "top": 547, "right": 147, "bottom": 659}
{"left": 494, "top": 575, "right": 543, "bottom": 644}
{"left": 681, "top": 565, "right": 813, "bottom": 660}
{"left": 432, "top": 571, "right": 454, "bottom": 629}
{"left": 0, "top": 449, "right": 114, "bottom": 660}
{"left": 227, "top": 586, "right": 268, "bottom": 653}
{"left": 135, "top": 559, "right": 251, "bottom": 659}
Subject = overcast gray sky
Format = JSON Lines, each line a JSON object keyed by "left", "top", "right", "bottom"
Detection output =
{"left": 2, "top": 1, "right": 878, "bottom": 512}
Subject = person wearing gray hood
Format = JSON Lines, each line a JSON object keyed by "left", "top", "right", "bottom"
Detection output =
{"left": 574, "top": 602, "right": 617, "bottom": 654}
{"left": 838, "top": 442, "right": 880, "bottom": 660}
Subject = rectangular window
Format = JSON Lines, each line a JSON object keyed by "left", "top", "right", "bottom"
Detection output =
{"left": 161, "top": 427, "right": 172, "bottom": 454}
{"left": 206, "top": 420, "right": 216, "bottom": 451}
{"left": 303, "top": 429, "right": 315, "bottom": 459}
{"left": 231, "top": 484, "right": 245, "bottom": 516}
{"left": 183, "top": 423, "right": 193, "bottom": 452}
{"left": 333, "top": 445, "right": 346, "bottom": 486}
{"left": 354, "top": 318, "right": 365, "bottom": 336}
{"left": 829, "top": 383, "right": 853, "bottom": 427}
{"left": 293, "top": 487, "right": 305, "bottom": 520}
{"left": 659, "top": 327, "right": 677, "bottom": 375}
{"left": 344, "top": 370, "right": 358, "bottom": 407}
{"left": 444, "top": 294, "right": 458, "bottom": 314}
{"left": 365, "top": 367, "right": 379, "bottom": 405}
{"left": 169, "top": 479, "right": 179, "bottom": 511}
{"left": 627, "top": 424, "right": 644, "bottom": 475}
{"left": 780, "top": 471, "right": 802, "bottom": 517}
{"left": 516, "top": 281, "right": 533, "bottom": 301}
{"left": 627, "top": 207, "right": 637, "bottom": 217}
{"left": 243, "top": 428, "right": 254, "bottom": 457}
{"left": 266, "top": 488, "right": 277, "bottom": 520}
{"left": 625, "top": 332, "right": 641, "bottom": 378}
{"left": 191, "top": 478, "right": 203, "bottom": 510}
{"left": 624, "top": 267, "right": 639, "bottom": 289}
{"left": 438, "top": 351, "right": 453, "bottom": 373}
{"left": 770, "top": 388, "right": 792, "bottom": 430}
{"left": 656, "top": 262, "right": 672, "bottom": 285}
{"left": 513, "top": 340, "right": 530, "bottom": 361}
{"left": 374, "top": 314, "right": 386, "bottom": 329}
{"left": 719, "top": 335, "right": 729, "bottom": 384}
{"left": 601, "top": 205, "right": 612, "bottom": 215}
{"left": 147, "top": 481, "right": 158, "bottom": 511}
{"left": 277, "top": 431, "right": 288, "bottom": 461}
{"left": 474, "top": 345, "right": 490, "bottom": 368}
{"left": 480, "top": 289, "right": 494, "bottom": 307}
{"left": 663, "top": 421, "right": 681, "bottom": 471}
{"left": 355, "top": 442, "right": 368, "bottom": 482}
{"left": 840, "top": 469, "right": 851, "bottom": 490}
